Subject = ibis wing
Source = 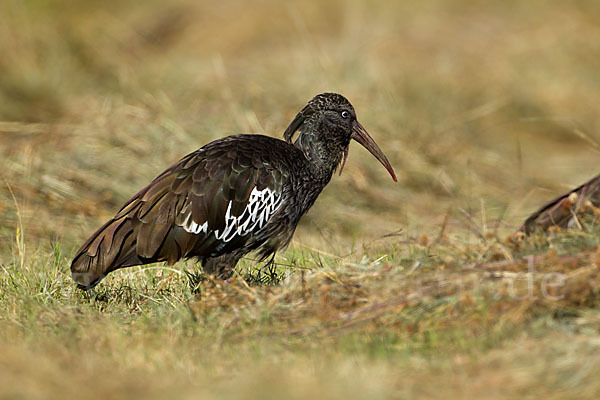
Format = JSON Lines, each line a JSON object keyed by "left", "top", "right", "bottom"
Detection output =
{"left": 71, "top": 135, "right": 290, "bottom": 287}
{"left": 131, "top": 137, "right": 287, "bottom": 262}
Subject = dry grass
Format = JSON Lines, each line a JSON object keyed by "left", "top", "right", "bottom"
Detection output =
{"left": 2, "top": 0, "right": 600, "bottom": 398}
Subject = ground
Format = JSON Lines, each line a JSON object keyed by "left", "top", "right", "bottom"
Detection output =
{"left": 1, "top": 0, "right": 600, "bottom": 398}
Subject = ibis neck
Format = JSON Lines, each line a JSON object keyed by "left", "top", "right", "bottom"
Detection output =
{"left": 293, "top": 128, "right": 345, "bottom": 183}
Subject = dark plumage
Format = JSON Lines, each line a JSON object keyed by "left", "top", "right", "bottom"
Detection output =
{"left": 519, "top": 173, "right": 600, "bottom": 234}
{"left": 71, "top": 93, "right": 397, "bottom": 289}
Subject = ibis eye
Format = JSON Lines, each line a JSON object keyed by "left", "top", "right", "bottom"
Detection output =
{"left": 341, "top": 111, "right": 350, "bottom": 119}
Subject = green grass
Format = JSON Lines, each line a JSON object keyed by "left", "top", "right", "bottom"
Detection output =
{"left": 2, "top": 0, "right": 600, "bottom": 398}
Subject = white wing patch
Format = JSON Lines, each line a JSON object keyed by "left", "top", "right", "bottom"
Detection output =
{"left": 181, "top": 187, "right": 283, "bottom": 242}
{"left": 181, "top": 212, "right": 208, "bottom": 234}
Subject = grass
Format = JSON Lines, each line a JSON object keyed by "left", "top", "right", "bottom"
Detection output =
{"left": 2, "top": 224, "right": 600, "bottom": 399}
{"left": 2, "top": 0, "right": 600, "bottom": 398}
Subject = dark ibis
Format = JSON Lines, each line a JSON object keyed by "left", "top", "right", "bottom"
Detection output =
{"left": 519, "top": 173, "right": 600, "bottom": 234}
{"left": 71, "top": 93, "right": 397, "bottom": 289}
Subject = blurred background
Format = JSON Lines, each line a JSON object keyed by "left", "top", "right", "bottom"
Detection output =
{"left": 1, "top": 0, "right": 599, "bottom": 255}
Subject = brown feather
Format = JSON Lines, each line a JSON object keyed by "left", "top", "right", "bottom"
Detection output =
{"left": 136, "top": 217, "right": 170, "bottom": 259}
{"left": 71, "top": 217, "right": 137, "bottom": 288}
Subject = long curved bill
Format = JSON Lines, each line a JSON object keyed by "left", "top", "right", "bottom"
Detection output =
{"left": 342, "top": 121, "right": 397, "bottom": 182}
